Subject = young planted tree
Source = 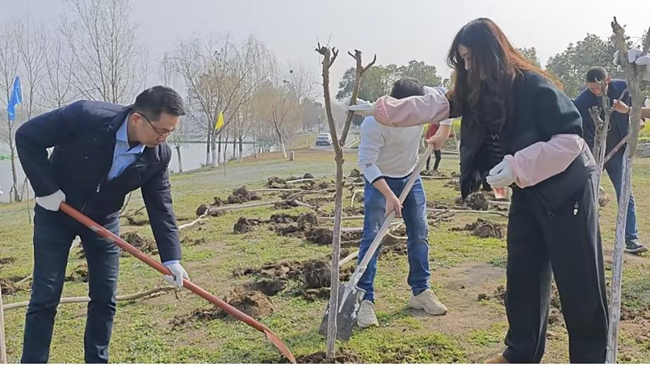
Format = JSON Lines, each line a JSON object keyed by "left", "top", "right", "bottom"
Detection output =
{"left": 315, "top": 44, "right": 374, "bottom": 360}
{"left": 606, "top": 18, "right": 650, "bottom": 363}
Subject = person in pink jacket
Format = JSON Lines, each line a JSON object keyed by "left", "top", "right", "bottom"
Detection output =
{"left": 351, "top": 18, "right": 608, "bottom": 364}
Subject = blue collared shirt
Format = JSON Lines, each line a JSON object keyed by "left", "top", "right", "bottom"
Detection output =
{"left": 107, "top": 118, "right": 179, "bottom": 267}
{"left": 107, "top": 117, "right": 145, "bottom": 181}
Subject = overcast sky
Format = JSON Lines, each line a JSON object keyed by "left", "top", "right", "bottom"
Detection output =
{"left": 2, "top": 0, "right": 649, "bottom": 98}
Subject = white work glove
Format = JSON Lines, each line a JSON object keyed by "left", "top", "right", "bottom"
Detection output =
{"left": 35, "top": 189, "right": 66, "bottom": 211}
{"left": 349, "top": 100, "right": 375, "bottom": 117}
{"left": 486, "top": 160, "right": 515, "bottom": 189}
{"left": 163, "top": 262, "right": 190, "bottom": 288}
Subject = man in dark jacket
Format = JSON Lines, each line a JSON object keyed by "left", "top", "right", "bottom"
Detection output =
{"left": 574, "top": 67, "right": 647, "bottom": 254}
{"left": 16, "top": 86, "right": 190, "bottom": 363}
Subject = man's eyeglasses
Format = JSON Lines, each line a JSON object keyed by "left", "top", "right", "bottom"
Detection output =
{"left": 136, "top": 112, "right": 175, "bottom": 137}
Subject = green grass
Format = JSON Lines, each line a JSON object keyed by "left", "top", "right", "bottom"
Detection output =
{"left": 3, "top": 148, "right": 650, "bottom": 363}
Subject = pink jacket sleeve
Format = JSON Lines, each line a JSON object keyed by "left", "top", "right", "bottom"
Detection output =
{"left": 374, "top": 93, "right": 450, "bottom": 127}
{"left": 504, "top": 134, "right": 586, "bottom": 188}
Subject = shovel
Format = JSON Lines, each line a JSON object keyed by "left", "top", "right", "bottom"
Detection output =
{"left": 318, "top": 145, "right": 434, "bottom": 341}
{"left": 59, "top": 203, "right": 296, "bottom": 363}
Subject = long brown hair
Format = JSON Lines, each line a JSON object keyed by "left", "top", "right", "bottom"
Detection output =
{"left": 447, "top": 18, "right": 560, "bottom": 124}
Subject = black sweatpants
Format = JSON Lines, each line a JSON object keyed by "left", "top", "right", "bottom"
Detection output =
{"left": 502, "top": 177, "right": 608, "bottom": 363}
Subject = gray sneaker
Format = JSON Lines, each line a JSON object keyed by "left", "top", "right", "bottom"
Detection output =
{"left": 357, "top": 300, "right": 379, "bottom": 328}
{"left": 625, "top": 239, "right": 648, "bottom": 254}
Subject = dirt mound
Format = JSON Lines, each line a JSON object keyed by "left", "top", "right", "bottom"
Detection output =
{"left": 296, "top": 349, "right": 362, "bottom": 364}
{"left": 303, "top": 173, "right": 314, "bottom": 179}
{"left": 126, "top": 213, "right": 149, "bottom": 226}
{"left": 318, "top": 181, "right": 330, "bottom": 189}
{"left": 300, "top": 288, "right": 331, "bottom": 302}
{"left": 464, "top": 192, "right": 489, "bottom": 210}
{"left": 343, "top": 206, "right": 364, "bottom": 216}
{"left": 196, "top": 204, "right": 208, "bottom": 216}
{"left": 444, "top": 179, "right": 460, "bottom": 191}
{"left": 266, "top": 176, "right": 287, "bottom": 187}
{"left": 228, "top": 186, "right": 261, "bottom": 204}
{"left": 234, "top": 260, "right": 304, "bottom": 282}
{"left": 274, "top": 224, "right": 303, "bottom": 237}
{"left": 271, "top": 213, "right": 299, "bottom": 224}
{"left": 233, "top": 216, "right": 265, "bottom": 234}
{"left": 65, "top": 264, "right": 89, "bottom": 282}
{"left": 121, "top": 232, "right": 158, "bottom": 255}
{"left": 452, "top": 218, "right": 504, "bottom": 239}
{"left": 244, "top": 279, "right": 285, "bottom": 296}
{"left": 273, "top": 201, "right": 300, "bottom": 209}
{"left": 0, "top": 277, "right": 20, "bottom": 295}
{"left": 303, "top": 259, "right": 331, "bottom": 289}
{"left": 421, "top": 170, "right": 445, "bottom": 177}
{"left": 0, "top": 257, "right": 15, "bottom": 265}
{"left": 304, "top": 227, "right": 333, "bottom": 245}
{"left": 297, "top": 212, "right": 318, "bottom": 226}
{"left": 349, "top": 169, "right": 361, "bottom": 178}
{"left": 221, "top": 289, "right": 274, "bottom": 318}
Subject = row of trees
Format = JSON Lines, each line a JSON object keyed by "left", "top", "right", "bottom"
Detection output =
{"left": 0, "top": 0, "right": 328, "bottom": 202}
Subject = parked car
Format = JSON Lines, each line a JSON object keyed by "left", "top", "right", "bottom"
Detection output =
{"left": 315, "top": 133, "right": 333, "bottom": 146}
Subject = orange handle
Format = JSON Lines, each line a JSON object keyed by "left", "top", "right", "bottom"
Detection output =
{"left": 59, "top": 202, "right": 296, "bottom": 363}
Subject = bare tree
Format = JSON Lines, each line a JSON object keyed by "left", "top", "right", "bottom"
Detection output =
{"left": 62, "top": 0, "right": 139, "bottom": 104}
{"left": 0, "top": 22, "right": 21, "bottom": 202}
{"left": 39, "top": 20, "right": 77, "bottom": 109}
{"left": 172, "top": 35, "right": 273, "bottom": 167}
{"left": 16, "top": 18, "right": 47, "bottom": 121}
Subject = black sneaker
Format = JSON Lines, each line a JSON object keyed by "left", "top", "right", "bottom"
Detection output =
{"left": 625, "top": 239, "right": 648, "bottom": 254}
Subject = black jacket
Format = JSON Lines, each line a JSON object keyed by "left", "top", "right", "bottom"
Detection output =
{"left": 16, "top": 100, "right": 181, "bottom": 262}
{"left": 457, "top": 71, "right": 596, "bottom": 210}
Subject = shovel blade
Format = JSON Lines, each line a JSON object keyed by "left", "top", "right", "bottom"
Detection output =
{"left": 318, "top": 285, "right": 365, "bottom": 342}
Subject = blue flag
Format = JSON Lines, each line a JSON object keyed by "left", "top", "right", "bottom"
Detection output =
{"left": 7, "top": 76, "right": 22, "bottom": 122}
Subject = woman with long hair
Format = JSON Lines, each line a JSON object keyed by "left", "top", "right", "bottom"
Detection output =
{"left": 358, "top": 18, "right": 608, "bottom": 363}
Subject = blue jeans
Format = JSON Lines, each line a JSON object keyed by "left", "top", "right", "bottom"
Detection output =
{"left": 22, "top": 206, "right": 121, "bottom": 363}
{"left": 605, "top": 152, "right": 639, "bottom": 241}
{"left": 357, "top": 176, "right": 431, "bottom": 302}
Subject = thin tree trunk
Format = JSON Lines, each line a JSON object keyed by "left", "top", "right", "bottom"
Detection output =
{"left": 175, "top": 144, "right": 183, "bottom": 173}
{"left": 9, "top": 124, "right": 21, "bottom": 203}
{"left": 238, "top": 136, "right": 244, "bottom": 163}
{"left": 606, "top": 19, "right": 650, "bottom": 363}
{"left": 254, "top": 137, "right": 258, "bottom": 158}
{"left": 205, "top": 130, "right": 211, "bottom": 166}
{"left": 0, "top": 283, "right": 6, "bottom": 363}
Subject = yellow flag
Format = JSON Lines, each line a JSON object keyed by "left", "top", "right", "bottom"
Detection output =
{"left": 215, "top": 111, "right": 224, "bottom": 130}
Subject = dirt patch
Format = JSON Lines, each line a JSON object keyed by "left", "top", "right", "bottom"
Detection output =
{"left": 271, "top": 213, "right": 299, "bottom": 224}
{"left": 421, "top": 170, "right": 445, "bottom": 177}
{"left": 303, "top": 173, "right": 314, "bottom": 179}
{"left": 244, "top": 279, "right": 285, "bottom": 296}
{"left": 120, "top": 232, "right": 158, "bottom": 256}
{"left": 273, "top": 213, "right": 319, "bottom": 238}
{"left": 0, "top": 257, "right": 16, "bottom": 265}
{"left": 228, "top": 186, "right": 261, "bottom": 204}
{"left": 273, "top": 201, "right": 300, "bottom": 209}
{"left": 296, "top": 349, "right": 362, "bottom": 363}
{"left": 297, "top": 212, "right": 318, "bottom": 226}
{"left": 0, "top": 277, "right": 20, "bottom": 295}
{"left": 349, "top": 169, "right": 361, "bottom": 178}
{"left": 318, "top": 181, "right": 330, "bottom": 189}
{"left": 196, "top": 204, "right": 208, "bottom": 216}
{"left": 65, "top": 264, "right": 89, "bottom": 282}
{"left": 300, "top": 288, "right": 331, "bottom": 302}
{"left": 452, "top": 218, "right": 504, "bottom": 239}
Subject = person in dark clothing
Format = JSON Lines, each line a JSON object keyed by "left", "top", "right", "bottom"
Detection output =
{"left": 573, "top": 67, "right": 648, "bottom": 254}
{"left": 425, "top": 123, "right": 443, "bottom": 171}
{"left": 15, "top": 86, "right": 190, "bottom": 363}
{"left": 368, "top": 18, "right": 608, "bottom": 363}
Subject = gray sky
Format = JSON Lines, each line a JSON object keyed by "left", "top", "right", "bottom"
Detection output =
{"left": 2, "top": 0, "right": 649, "bottom": 98}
